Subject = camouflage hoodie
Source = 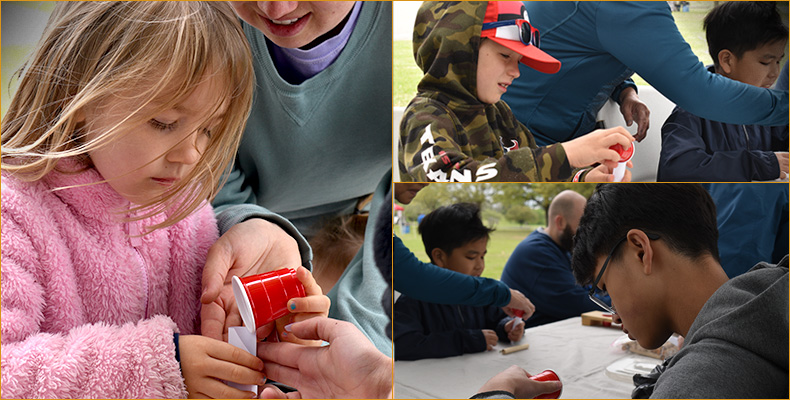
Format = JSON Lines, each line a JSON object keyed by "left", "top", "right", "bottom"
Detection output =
{"left": 398, "top": 1, "right": 580, "bottom": 182}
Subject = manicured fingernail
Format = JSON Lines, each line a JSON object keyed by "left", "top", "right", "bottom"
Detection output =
{"left": 290, "top": 302, "right": 296, "bottom": 311}
{"left": 284, "top": 323, "right": 294, "bottom": 332}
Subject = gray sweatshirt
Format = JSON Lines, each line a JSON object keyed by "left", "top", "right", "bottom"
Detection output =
{"left": 651, "top": 256, "right": 789, "bottom": 398}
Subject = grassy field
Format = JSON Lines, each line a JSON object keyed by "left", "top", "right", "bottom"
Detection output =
{"left": 393, "top": 3, "right": 717, "bottom": 107}
{"left": 397, "top": 225, "right": 538, "bottom": 280}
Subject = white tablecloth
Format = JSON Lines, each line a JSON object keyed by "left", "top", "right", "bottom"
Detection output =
{"left": 394, "top": 317, "right": 661, "bottom": 399}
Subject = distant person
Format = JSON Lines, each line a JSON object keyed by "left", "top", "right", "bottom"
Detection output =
{"left": 572, "top": 184, "right": 788, "bottom": 398}
{"left": 502, "top": 2, "right": 789, "bottom": 146}
{"left": 658, "top": 2, "right": 789, "bottom": 182}
{"left": 501, "top": 190, "right": 610, "bottom": 328}
{"left": 394, "top": 203, "right": 527, "bottom": 360}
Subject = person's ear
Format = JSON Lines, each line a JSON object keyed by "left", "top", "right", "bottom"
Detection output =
{"left": 554, "top": 214, "right": 565, "bottom": 230}
{"left": 72, "top": 108, "right": 86, "bottom": 124}
{"left": 626, "top": 229, "right": 654, "bottom": 276}
{"left": 431, "top": 248, "right": 447, "bottom": 268}
{"left": 718, "top": 49, "right": 735, "bottom": 75}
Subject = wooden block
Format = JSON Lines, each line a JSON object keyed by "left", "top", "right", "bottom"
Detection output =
{"left": 500, "top": 343, "right": 530, "bottom": 354}
{"left": 581, "top": 311, "right": 615, "bottom": 327}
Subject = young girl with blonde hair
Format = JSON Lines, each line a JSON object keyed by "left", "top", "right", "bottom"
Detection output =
{"left": 1, "top": 2, "right": 328, "bottom": 398}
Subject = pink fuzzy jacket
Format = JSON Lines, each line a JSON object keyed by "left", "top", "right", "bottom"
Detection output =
{"left": 1, "top": 162, "right": 218, "bottom": 398}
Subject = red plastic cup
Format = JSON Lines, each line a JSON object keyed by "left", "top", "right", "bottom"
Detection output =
{"left": 609, "top": 143, "right": 635, "bottom": 163}
{"left": 530, "top": 369, "right": 562, "bottom": 399}
{"left": 232, "top": 268, "right": 306, "bottom": 333}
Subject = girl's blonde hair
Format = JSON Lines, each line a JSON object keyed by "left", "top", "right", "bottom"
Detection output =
{"left": 1, "top": 1, "right": 254, "bottom": 230}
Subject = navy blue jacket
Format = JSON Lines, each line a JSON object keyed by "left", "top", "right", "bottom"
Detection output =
{"left": 658, "top": 105, "right": 788, "bottom": 182}
{"left": 501, "top": 229, "right": 608, "bottom": 328}
{"left": 393, "top": 294, "right": 512, "bottom": 361}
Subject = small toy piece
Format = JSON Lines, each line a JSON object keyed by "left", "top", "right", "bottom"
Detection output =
{"left": 232, "top": 268, "right": 306, "bottom": 333}
{"left": 500, "top": 343, "right": 530, "bottom": 354}
{"left": 581, "top": 310, "right": 619, "bottom": 327}
{"left": 530, "top": 369, "right": 562, "bottom": 399}
{"left": 609, "top": 142, "right": 634, "bottom": 182}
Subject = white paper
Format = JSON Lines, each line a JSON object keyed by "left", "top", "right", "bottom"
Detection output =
{"left": 227, "top": 326, "right": 258, "bottom": 393}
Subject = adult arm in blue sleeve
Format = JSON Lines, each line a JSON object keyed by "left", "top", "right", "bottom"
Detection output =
{"left": 611, "top": 78, "right": 637, "bottom": 104}
{"left": 393, "top": 236, "right": 511, "bottom": 307}
{"left": 393, "top": 297, "right": 486, "bottom": 360}
{"left": 596, "top": 2, "right": 788, "bottom": 126}
{"left": 658, "top": 107, "right": 780, "bottom": 182}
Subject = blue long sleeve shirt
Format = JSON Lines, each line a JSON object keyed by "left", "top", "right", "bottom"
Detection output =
{"left": 503, "top": 1, "right": 789, "bottom": 145}
{"left": 500, "top": 229, "right": 608, "bottom": 328}
{"left": 393, "top": 236, "right": 511, "bottom": 307}
{"left": 393, "top": 295, "right": 511, "bottom": 360}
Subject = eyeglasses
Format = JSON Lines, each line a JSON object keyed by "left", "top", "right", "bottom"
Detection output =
{"left": 588, "top": 232, "right": 661, "bottom": 314}
{"left": 482, "top": 19, "right": 541, "bottom": 48}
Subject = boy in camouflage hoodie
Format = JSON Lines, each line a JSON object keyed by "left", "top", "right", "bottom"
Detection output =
{"left": 398, "top": 1, "right": 634, "bottom": 182}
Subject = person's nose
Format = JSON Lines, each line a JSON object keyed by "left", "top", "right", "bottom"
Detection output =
{"left": 166, "top": 131, "right": 203, "bottom": 166}
{"left": 768, "top": 62, "right": 781, "bottom": 81}
{"left": 258, "top": 2, "right": 299, "bottom": 20}
{"left": 508, "top": 60, "right": 521, "bottom": 80}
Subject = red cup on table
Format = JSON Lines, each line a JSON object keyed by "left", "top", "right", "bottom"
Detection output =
{"left": 609, "top": 143, "right": 634, "bottom": 182}
{"left": 232, "top": 268, "right": 306, "bottom": 333}
{"left": 530, "top": 369, "right": 562, "bottom": 399}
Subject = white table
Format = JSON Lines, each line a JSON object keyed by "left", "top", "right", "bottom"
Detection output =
{"left": 394, "top": 317, "right": 661, "bottom": 399}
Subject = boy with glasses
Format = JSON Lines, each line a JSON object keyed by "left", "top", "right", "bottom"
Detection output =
{"left": 572, "top": 183, "right": 788, "bottom": 398}
{"left": 398, "top": 1, "right": 634, "bottom": 182}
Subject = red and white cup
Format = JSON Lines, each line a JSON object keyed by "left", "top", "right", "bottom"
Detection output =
{"left": 232, "top": 268, "right": 306, "bottom": 334}
{"left": 530, "top": 369, "right": 562, "bottom": 399}
{"left": 609, "top": 143, "right": 635, "bottom": 182}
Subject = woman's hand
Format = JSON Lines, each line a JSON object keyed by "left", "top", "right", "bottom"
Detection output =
{"left": 257, "top": 318, "right": 393, "bottom": 399}
{"left": 275, "top": 266, "right": 331, "bottom": 345}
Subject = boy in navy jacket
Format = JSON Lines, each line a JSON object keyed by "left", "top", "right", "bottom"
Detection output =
{"left": 658, "top": 2, "right": 789, "bottom": 182}
{"left": 393, "top": 203, "right": 525, "bottom": 360}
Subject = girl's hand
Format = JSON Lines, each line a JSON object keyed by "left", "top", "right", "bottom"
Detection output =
{"left": 562, "top": 127, "right": 634, "bottom": 169}
{"left": 178, "top": 334, "right": 266, "bottom": 399}
{"left": 276, "top": 266, "right": 331, "bottom": 345}
{"left": 584, "top": 161, "right": 633, "bottom": 182}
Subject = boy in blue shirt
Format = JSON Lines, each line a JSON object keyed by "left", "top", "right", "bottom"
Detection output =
{"left": 658, "top": 2, "right": 789, "bottom": 182}
{"left": 393, "top": 203, "right": 527, "bottom": 360}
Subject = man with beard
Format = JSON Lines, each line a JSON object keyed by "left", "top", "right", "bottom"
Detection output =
{"left": 501, "top": 190, "right": 610, "bottom": 328}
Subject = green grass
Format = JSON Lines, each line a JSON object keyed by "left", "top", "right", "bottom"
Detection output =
{"left": 397, "top": 225, "right": 538, "bottom": 281}
{"left": 393, "top": 40, "right": 422, "bottom": 108}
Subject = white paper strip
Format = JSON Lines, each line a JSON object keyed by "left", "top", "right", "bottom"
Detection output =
{"left": 227, "top": 326, "right": 258, "bottom": 393}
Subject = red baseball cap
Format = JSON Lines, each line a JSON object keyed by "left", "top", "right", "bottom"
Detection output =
{"left": 481, "top": 1, "right": 561, "bottom": 74}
